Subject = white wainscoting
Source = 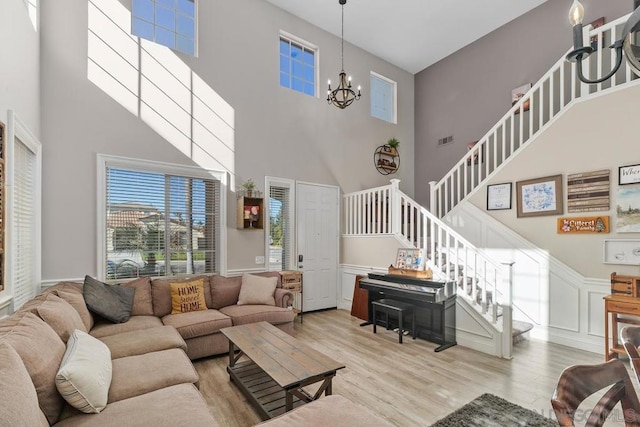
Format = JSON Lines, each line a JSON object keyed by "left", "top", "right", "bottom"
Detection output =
{"left": 445, "top": 202, "right": 606, "bottom": 354}
{"left": 338, "top": 265, "right": 386, "bottom": 311}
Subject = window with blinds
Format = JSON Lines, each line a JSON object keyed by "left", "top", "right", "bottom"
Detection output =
{"left": 105, "top": 166, "right": 220, "bottom": 280}
{"left": 370, "top": 72, "right": 397, "bottom": 124}
{"left": 267, "top": 180, "right": 293, "bottom": 271}
{"left": 11, "top": 137, "right": 38, "bottom": 310}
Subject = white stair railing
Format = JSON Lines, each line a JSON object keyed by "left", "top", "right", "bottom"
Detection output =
{"left": 430, "top": 13, "right": 638, "bottom": 218}
{"left": 343, "top": 180, "right": 514, "bottom": 357}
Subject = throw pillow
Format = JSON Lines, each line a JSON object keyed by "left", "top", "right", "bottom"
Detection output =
{"left": 237, "top": 274, "right": 277, "bottom": 306}
{"left": 83, "top": 276, "right": 135, "bottom": 323}
{"left": 56, "top": 329, "right": 112, "bottom": 414}
{"left": 120, "top": 276, "right": 153, "bottom": 316}
{"left": 32, "top": 294, "right": 87, "bottom": 342}
{"left": 170, "top": 279, "right": 208, "bottom": 314}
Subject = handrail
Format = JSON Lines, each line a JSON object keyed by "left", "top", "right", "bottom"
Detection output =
{"left": 430, "top": 13, "right": 636, "bottom": 218}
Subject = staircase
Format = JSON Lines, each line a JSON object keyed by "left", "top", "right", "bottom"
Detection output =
{"left": 344, "top": 180, "right": 515, "bottom": 358}
{"left": 343, "top": 12, "right": 640, "bottom": 359}
{"left": 430, "top": 13, "right": 639, "bottom": 218}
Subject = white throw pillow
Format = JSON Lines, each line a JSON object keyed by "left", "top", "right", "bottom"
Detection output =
{"left": 237, "top": 274, "right": 278, "bottom": 306}
{"left": 55, "top": 329, "right": 112, "bottom": 414}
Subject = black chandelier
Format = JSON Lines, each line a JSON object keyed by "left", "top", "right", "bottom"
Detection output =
{"left": 327, "top": 0, "right": 361, "bottom": 109}
{"left": 566, "top": 0, "right": 640, "bottom": 84}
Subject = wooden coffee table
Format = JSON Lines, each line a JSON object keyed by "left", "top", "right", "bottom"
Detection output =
{"left": 221, "top": 321, "right": 345, "bottom": 420}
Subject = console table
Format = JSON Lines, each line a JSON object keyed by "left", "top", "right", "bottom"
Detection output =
{"left": 604, "top": 294, "right": 640, "bottom": 361}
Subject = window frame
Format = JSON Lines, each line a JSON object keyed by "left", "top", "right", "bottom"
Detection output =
{"left": 97, "top": 154, "right": 227, "bottom": 280}
{"left": 265, "top": 176, "right": 296, "bottom": 272}
{"left": 131, "top": 0, "right": 198, "bottom": 56}
{"left": 279, "top": 31, "right": 319, "bottom": 98}
{"left": 370, "top": 71, "right": 397, "bottom": 124}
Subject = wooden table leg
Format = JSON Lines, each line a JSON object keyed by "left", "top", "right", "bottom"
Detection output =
{"left": 285, "top": 390, "right": 293, "bottom": 412}
{"left": 228, "top": 341, "right": 236, "bottom": 367}
{"left": 605, "top": 306, "right": 609, "bottom": 361}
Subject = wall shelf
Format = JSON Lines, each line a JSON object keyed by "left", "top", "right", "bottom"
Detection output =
{"left": 237, "top": 196, "right": 264, "bottom": 229}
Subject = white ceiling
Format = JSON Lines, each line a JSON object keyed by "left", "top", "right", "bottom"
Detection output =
{"left": 265, "top": 0, "right": 551, "bottom": 74}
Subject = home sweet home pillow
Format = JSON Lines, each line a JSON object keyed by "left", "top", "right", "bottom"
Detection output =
{"left": 170, "top": 278, "right": 208, "bottom": 314}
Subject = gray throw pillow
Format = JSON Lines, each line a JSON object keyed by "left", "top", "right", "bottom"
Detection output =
{"left": 83, "top": 276, "right": 134, "bottom": 323}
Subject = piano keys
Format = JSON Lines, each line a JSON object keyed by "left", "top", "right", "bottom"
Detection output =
{"left": 359, "top": 273, "right": 457, "bottom": 352}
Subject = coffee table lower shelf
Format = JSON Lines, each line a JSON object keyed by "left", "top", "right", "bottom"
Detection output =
{"left": 227, "top": 360, "right": 305, "bottom": 419}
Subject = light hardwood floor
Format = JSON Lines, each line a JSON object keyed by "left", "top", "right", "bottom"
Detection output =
{"left": 194, "top": 309, "right": 624, "bottom": 426}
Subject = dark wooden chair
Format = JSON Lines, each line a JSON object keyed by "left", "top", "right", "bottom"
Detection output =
{"left": 551, "top": 359, "right": 640, "bottom": 426}
{"left": 622, "top": 326, "right": 640, "bottom": 385}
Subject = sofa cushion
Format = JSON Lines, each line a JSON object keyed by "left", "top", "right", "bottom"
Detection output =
{"left": 219, "top": 304, "right": 295, "bottom": 326}
{"left": 0, "top": 342, "right": 49, "bottom": 427}
{"left": 0, "top": 312, "right": 66, "bottom": 424}
{"left": 89, "top": 315, "right": 163, "bottom": 339}
{"left": 56, "top": 330, "right": 112, "bottom": 414}
{"left": 120, "top": 276, "right": 154, "bottom": 316}
{"left": 209, "top": 275, "right": 242, "bottom": 309}
{"left": 83, "top": 276, "right": 135, "bottom": 323}
{"left": 53, "top": 384, "right": 218, "bottom": 427}
{"left": 99, "top": 325, "right": 187, "bottom": 359}
{"left": 24, "top": 293, "right": 87, "bottom": 342}
{"left": 108, "top": 348, "right": 199, "bottom": 403}
{"left": 237, "top": 274, "right": 277, "bottom": 306}
{"left": 162, "top": 309, "right": 232, "bottom": 340}
{"left": 55, "top": 289, "right": 94, "bottom": 331}
{"left": 152, "top": 275, "right": 213, "bottom": 317}
{"left": 170, "top": 278, "right": 208, "bottom": 314}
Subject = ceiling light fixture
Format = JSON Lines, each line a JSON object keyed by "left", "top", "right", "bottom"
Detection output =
{"left": 327, "top": 0, "right": 361, "bottom": 109}
{"left": 566, "top": 0, "right": 640, "bottom": 84}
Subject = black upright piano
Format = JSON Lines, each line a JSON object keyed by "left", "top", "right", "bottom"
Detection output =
{"left": 359, "top": 273, "right": 457, "bottom": 352}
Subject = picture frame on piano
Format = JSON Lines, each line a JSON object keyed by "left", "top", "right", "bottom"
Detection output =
{"left": 395, "top": 248, "right": 424, "bottom": 271}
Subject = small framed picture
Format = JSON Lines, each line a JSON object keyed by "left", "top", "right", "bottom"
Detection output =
{"left": 394, "top": 248, "right": 424, "bottom": 270}
{"left": 487, "top": 183, "right": 512, "bottom": 211}
{"left": 619, "top": 164, "right": 640, "bottom": 185}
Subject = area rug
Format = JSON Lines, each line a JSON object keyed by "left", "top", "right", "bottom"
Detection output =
{"left": 431, "top": 393, "right": 556, "bottom": 427}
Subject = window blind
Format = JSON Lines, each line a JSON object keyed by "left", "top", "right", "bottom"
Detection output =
{"left": 268, "top": 185, "right": 291, "bottom": 271}
{"left": 11, "top": 138, "right": 37, "bottom": 310}
{"left": 105, "top": 166, "right": 220, "bottom": 279}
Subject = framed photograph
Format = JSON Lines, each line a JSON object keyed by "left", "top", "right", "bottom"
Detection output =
{"left": 616, "top": 187, "right": 640, "bottom": 232}
{"left": 603, "top": 239, "right": 640, "bottom": 265}
{"left": 619, "top": 164, "right": 640, "bottom": 185}
{"left": 394, "top": 248, "right": 424, "bottom": 270}
{"left": 516, "top": 175, "right": 563, "bottom": 218}
{"left": 487, "top": 183, "right": 512, "bottom": 211}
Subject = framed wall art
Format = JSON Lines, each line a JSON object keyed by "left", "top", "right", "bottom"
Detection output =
{"left": 394, "top": 248, "right": 424, "bottom": 270}
{"left": 487, "top": 183, "right": 512, "bottom": 211}
{"left": 616, "top": 187, "right": 640, "bottom": 232}
{"left": 619, "top": 164, "right": 640, "bottom": 185}
{"left": 603, "top": 239, "right": 640, "bottom": 265}
{"left": 516, "top": 175, "right": 563, "bottom": 218}
{"left": 567, "top": 169, "right": 610, "bottom": 213}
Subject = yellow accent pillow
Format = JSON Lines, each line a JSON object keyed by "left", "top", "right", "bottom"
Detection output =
{"left": 170, "top": 279, "right": 208, "bottom": 314}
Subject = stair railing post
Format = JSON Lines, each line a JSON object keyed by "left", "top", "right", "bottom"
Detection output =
{"left": 501, "top": 261, "right": 515, "bottom": 359}
{"left": 390, "top": 179, "right": 401, "bottom": 236}
{"left": 429, "top": 181, "right": 436, "bottom": 215}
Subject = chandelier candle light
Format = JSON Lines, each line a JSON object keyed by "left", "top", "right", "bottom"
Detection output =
{"left": 566, "top": 0, "right": 640, "bottom": 84}
{"left": 327, "top": 0, "right": 361, "bottom": 109}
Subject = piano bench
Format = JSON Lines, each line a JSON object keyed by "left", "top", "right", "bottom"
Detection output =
{"left": 372, "top": 299, "right": 416, "bottom": 344}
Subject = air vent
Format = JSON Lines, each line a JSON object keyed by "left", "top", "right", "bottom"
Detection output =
{"left": 438, "top": 135, "right": 453, "bottom": 146}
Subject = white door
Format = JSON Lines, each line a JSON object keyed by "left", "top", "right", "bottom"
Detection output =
{"left": 296, "top": 183, "right": 339, "bottom": 312}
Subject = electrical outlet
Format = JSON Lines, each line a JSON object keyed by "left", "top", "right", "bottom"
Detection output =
{"left": 255, "top": 256, "right": 265, "bottom": 264}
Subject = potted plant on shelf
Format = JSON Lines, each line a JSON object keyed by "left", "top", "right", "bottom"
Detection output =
{"left": 242, "top": 178, "right": 256, "bottom": 197}
{"left": 386, "top": 138, "right": 400, "bottom": 156}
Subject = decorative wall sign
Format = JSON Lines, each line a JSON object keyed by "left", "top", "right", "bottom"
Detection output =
{"left": 567, "top": 169, "right": 610, "bottom": 213}
{"left": 487, "top": 183, "right": 512, "bottom": 211}
{"left": 604, "top": 239, "right": 640, "bottom": 265}
{"left": 616, "top": 187, "right": 640, "bottom": 232}
{"left": 619, "top": 164, "right": 640, "bottom": 185}
{"left": 557, "top": 216, "right": 609, "bottom": 234}
{"left": 516, "top": 175, "right": 563, "bottom": 218}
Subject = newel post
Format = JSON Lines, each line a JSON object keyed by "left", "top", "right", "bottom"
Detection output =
{"left": 390, "top": 179, "right": 401, "bottom": 236}
{"left": 501, "top": 261, "right": 515, "bottom": 360}
{"left": 429, "top": 181, "right": 437, "bottom": 216}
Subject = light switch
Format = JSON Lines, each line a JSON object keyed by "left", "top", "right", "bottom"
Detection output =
{"left": 255, "top": 256, "right": 265, "bottom": 264}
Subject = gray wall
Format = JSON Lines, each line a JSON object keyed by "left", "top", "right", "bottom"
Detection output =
{"left": 39, "top": 0, "right": 414, "bottom": 280}
{"left": 0, "top": 0, "right": 40, "bottom": 136}
{"left": 414, "top": 0, "right": 629, "bottom": 206}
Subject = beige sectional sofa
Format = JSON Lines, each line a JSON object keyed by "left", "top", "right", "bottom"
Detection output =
{"left": 0, "top": 272, "right": 295, "bottom": 426}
